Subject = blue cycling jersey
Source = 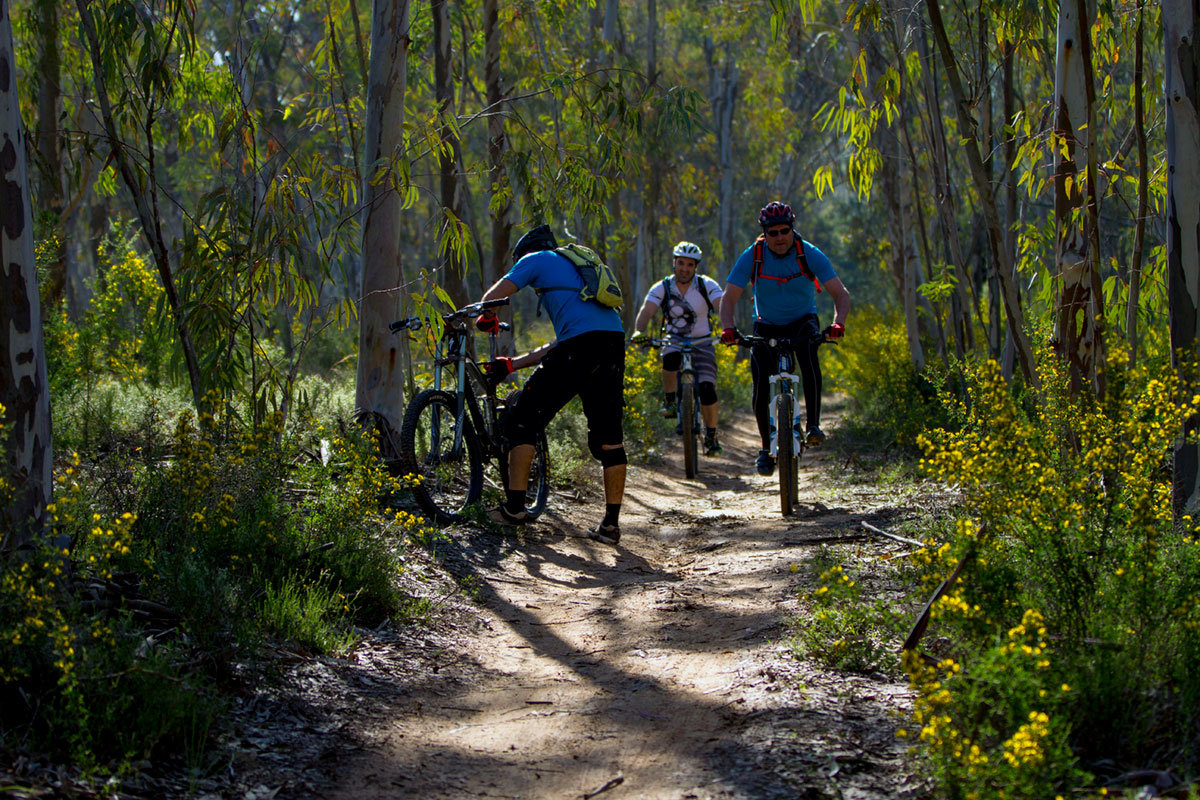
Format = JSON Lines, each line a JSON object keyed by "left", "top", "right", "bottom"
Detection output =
{"left": 725, "top": 239, "right": 837, "bottom": 325}
{"left": 504, "top": 250, "right": 624, "bottom": 342}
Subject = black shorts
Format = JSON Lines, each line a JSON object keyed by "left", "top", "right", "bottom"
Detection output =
{"left": 505, "top": 331, "right": 625, "bottom": 451}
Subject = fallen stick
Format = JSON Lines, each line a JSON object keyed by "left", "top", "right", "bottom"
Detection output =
{"left": 860, "top": 521, "right": 926, "bottom": 549}
{"left": 582, "top": 775, "right": 624, "bottom": 799}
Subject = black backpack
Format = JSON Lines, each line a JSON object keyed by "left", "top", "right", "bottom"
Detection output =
{"left": 659, "top": 275, "right": 716, "bottom": 333}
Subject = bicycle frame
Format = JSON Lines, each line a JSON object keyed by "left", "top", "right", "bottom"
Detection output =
{"left": 766, "top": 350, "right": 803, "bottom": 459}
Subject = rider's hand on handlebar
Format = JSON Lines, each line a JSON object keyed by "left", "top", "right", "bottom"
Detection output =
{"left": 720, "top": 327, "right": 741, "bottom": 345}
{"left": 630, "top": 330, "right": 649, "bottom": 345}
{"left": 485, "top": 357, "right": 515, "bottom": 382}
{"left": 828, "top": 322, "right": 845, "bottom": 341}
{"left": 475, "top": 310, "right": 500, "bottom": 334}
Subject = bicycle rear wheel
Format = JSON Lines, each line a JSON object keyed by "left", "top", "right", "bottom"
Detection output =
{"left": 776, "top": 393, "right": 798, "bottom": 516}
{"left": 498, "top": 390, "right": 550, "bottom": 519}
{"left": 399, "top": 389, "right": 483, "bottom": 524}
{"left": 680, "top": 373, "right": 699, "bottom": 478}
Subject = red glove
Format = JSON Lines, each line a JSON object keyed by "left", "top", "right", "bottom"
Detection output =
{"left": 720, "top": 327, "right": 740, "bottom": 345}
{"left": 828, "top": 322, "right": 845, "bottom": 341}
{"left": 485, "top": 357, "right": 515, "bottom": 382}
{"left": 475, "top": 310, "right": 500, "bottom": 334}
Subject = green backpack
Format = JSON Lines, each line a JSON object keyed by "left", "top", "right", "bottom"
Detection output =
{"left": 535, "top": 243, "right": 624, "bottom": 310}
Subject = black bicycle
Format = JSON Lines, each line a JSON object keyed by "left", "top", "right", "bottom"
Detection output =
{"left": 638, "top": 334, "right": 714, "bottom": 478}
{"left": 389, "top": 299, "right": 549, "bottom": 525}
{"left": 736, "top": 328, "right": 835, "bottom": 516}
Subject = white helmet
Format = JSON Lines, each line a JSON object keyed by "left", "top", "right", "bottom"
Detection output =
{"left": 672, "top": 241, "right": 702, "bottom": 262}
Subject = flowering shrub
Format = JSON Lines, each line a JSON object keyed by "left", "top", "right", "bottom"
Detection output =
{"left": 2, "top": 397, "right": 432, "bottom": 770}
{"left": 826, "top": 307, "right": 948, "bottom": 452}
{"left": 901, "top": 351, "right": 1200, "bottom": 794}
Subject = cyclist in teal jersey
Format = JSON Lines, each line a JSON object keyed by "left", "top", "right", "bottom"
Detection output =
{"left": 474, "top": 224, "right": 626, "bottom": 545}
{"left": 718, "top": 201, "right": 850, "bottom": 477}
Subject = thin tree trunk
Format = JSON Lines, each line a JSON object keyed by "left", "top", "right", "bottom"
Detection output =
{"left": 918, "top": 22, "right": 975, "bottom": 357}
{"left": 483, "top": 0, "right": 513, "bottom": 358}
{"left": 1053, "top": 0, "right": 1107, "bottom": 395}
{"left": 34, "top": 0, "right": 65, "bottom": 314}
{"left": 433, "top": 0, "right": 466, "bottom": 308}
{"left": 356, "top": 0, "right": 412, "bottom": 431}
{"left": 1165, "top": 0, "right": 1200, "bottom": 513}
{"left": 1126, "top": 0, "right": 1148, "bottom": 366}
{"left": 1, "top": 0, "right": 53, "bottom": 546}
{"left": 705, "top": 38, "right": 739, "bottom": 280}
{"left": 924, "top": 0, "right": 1038, "bottom": 386}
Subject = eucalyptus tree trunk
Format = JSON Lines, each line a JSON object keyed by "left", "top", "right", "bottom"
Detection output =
{"left": 924, "top": 0, "right": 1038, "bottom": 387}
{"left": 1053, "top": 0, "right": 1107, "bottom": 396}
{"left": 356, "top": 0, "right": 412, "bottom": 432}
{"left": 918, "top": 23, "right": 974, "bottom": 358}
{"left": 1126, "top": 0, "right": 1148, "bottom": 366}
{"left": 433, "top": 0, "right": 466, "bottom": 308}
{"left": 483, "top": 0, "right": 511, "bottom": 290}
{"left": 1, "top": 3, "right": 53, "bottom": 547}
{"left": 704, "top": 38, "right": 739, "bottom": 276}
{"left": 34, "top": 0, "right": 65, "bottom": 314}
{"left": 1165, "top": 0, "right": 1200, "bottom": 514}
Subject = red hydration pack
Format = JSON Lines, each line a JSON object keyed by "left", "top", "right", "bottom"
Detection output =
{"left": 750, "top": 234, "right": 821, "bottom": 294}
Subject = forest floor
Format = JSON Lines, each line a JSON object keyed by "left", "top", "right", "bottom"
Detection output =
{"left": 191, "top": 403, "right": 936, "bottom": 800}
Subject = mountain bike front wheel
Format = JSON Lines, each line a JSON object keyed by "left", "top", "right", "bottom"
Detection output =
{"left": 498, "top": 390, "right": 550, "bottom": 519}
{"left": 399, "top": 389, "right": 484, "bottom": 524}
{"left": 775, "top": 392, "right": 798, "bottom": 516}
{"left": 680, "top": 373, "right": 699, "bottom": 478}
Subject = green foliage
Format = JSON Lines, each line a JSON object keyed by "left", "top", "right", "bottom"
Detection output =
{"left": 1, "top": 392, "right": 429, "bottom": 772}
{"left": 792, "top": 552, "right": 907, "bottom": 674}
{"left": 825, "top": 308, "right": 948, "bottom": 453}
{"left": 898, "top": 351, "right": 1200, "bottom": 794}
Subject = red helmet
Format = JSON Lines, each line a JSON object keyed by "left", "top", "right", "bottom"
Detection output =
{"left": 758, "top": 201, "right": 795, "bottom": 229}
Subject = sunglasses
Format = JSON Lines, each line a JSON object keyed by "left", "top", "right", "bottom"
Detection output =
{"left": 765, "top": 226, "right": 791, "bottom": 238}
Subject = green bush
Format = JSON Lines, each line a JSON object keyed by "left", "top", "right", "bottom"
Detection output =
{"left": 899, "top": 351, "right": 1200, "bottom": 795}
{"left": 2, "top": 398, "right": 429, "bottom": 773}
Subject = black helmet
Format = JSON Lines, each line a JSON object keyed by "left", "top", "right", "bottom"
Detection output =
{"left": 512, "top": 224, "right": 558, "bottom": 262}
{"left": 758, "top": 201, "right": 795, "bottom": 229}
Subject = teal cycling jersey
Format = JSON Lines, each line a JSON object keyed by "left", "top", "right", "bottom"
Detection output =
{"left": 504, "top": 250, "right": 624, "bottom": 342}
{"left": 726, "top": 239, "right": 837, "bottom": 325}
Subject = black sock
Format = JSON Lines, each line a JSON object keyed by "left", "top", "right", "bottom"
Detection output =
{"left": 505, "top": 489, "right": 527, "bottom": 514}
{"left": 706, "top": 427, "right": 717, "bottom": 437}
{"left": 664, "top": 391, "right": 676, "bottom": 405}
{"left": 603, "top": 504, "right": 621, "bottom": 527}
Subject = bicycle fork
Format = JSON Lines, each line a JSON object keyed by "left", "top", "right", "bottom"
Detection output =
{"left": 766, "top": 373, "right": 804, "bottom": 457}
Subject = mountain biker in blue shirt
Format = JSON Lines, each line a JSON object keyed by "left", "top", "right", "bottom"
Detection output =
{"left": 718, "top": 201, "right": 850, "bottom": 477}
{"left": 474, "top": 224, "right": 626, "bottom": 545}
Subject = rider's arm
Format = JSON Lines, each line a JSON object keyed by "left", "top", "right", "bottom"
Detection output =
{"left": 514, "top": 340, "right": 556, "bottom": 370}
{"left": 632, "top": 298, "right": 660, "bottom": 334}
{"left": 823, "top": 277, "right": 850, "bottom": 328}
{"left": 719, "top": 284, "right": 743, "bottom": 330}
{"left": 480, "top": 278, "right": 520, "bottom": 304}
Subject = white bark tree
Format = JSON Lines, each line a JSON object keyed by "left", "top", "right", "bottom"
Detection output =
{"left": 1, "top": 0, "right": 53, "bottom": 546}
{"left": 1165, "top": 0, "right": 1200, "bottom": 512}
{"left": 1053, "top": 0, "right": 1106, "bottom": 395}
{"left": 356, "top": 0, "right": 412, "bottom": 433}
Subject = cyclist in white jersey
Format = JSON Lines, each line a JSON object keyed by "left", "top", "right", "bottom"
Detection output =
{"left": 631, "top": 241, "right": 725, "bottom": 456}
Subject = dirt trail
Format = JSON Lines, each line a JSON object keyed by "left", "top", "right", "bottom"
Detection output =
{"left": 325, "top": 413, "right": 922, "bottom": 800}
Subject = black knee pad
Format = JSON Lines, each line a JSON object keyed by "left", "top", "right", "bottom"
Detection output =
{"left": 661, "top": 351, "right": 682, "bottom": 372}
{"left": 698, "top": 381, "right": 718, "bottom": 405}
{"left": 598, "top": 446, "right": 627, "bottom": 468}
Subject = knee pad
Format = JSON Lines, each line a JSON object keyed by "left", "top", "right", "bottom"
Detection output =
{"left": 661, "top": 352, "right": 682, "bottom": 372}
{"left": 598, "top": 446, "right": 627, "bottom": 468}
{"left": 698, "top": 381, "right": 718, "bottom": 405}
{"left": 505, "top": 416, "right": 539, "bottom": 449}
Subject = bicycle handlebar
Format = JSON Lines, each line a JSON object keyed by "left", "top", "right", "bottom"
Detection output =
{"left": 389, "top": 297, "right": 512, "bottom": 334}
{"left": 734, "top": 327, "right": 838, "bottom": 349}
{"left": 632, "top": 333, "right": 721, "bottom": 348}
